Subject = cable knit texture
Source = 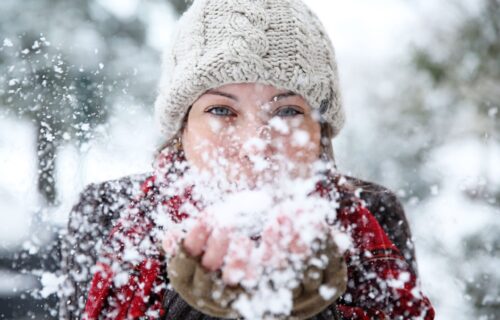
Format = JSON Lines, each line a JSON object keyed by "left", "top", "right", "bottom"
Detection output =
{"left": 154, "top": 0, "right": 345, "bottom": 141}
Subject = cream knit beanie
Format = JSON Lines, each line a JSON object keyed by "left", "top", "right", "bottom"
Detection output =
{"left": 154, "top": 0, "right": 345, "bottom": 141}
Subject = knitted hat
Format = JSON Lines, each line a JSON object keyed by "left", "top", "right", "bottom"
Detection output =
{"left": 154, "top": 0, "right": 345, "bottom": 141}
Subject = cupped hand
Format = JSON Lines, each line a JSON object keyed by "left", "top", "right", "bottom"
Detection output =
{"left": 183, "top": 218, "right": 230, "bottom": 272}
{"left": 180, "top": 214, "right": 319, "bottom": 283}
{"left": 180, "top": 217, "right": 254, "bottom": 286}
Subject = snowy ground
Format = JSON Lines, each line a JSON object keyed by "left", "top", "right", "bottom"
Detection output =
{"left": 0, "top": 1, "right": 498, "bottom": 319}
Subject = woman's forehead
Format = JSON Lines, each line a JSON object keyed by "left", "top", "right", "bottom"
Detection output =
{"left": 204, "top": 83, "right": 295, "bottom": 99}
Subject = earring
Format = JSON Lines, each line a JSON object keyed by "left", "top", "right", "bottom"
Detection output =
{"left": 174, "top": 135, "right": 183, "bottom": 152}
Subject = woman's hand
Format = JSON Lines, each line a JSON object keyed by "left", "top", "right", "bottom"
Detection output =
{"left": 170, "top": 211, "right": 323, "bottom": 287}
{"left": 161, "top": 213, "right": 235, "bottom": 274}
{"left": 181, "top": 217, "right": 256, "bottom": 286}
{"left": 162, "top": 210, "right": 348, "bottom": 319}
{"left": 184, "top": 218, "right": 230, "bottom": 271}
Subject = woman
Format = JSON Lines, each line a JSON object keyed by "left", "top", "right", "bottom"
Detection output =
{"left": 59, "top": 0, "right": 435, "bottom": 319}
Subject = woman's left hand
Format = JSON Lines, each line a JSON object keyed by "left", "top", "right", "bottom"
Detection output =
{"left": 162, "top": 211, "right": 348, "bottom": 319}
{"left": 163, "top": 211, "right": 327, "bottom": 286}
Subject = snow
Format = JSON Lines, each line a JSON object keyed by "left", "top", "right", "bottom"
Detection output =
{"left": 319, "top": 285, "right": 338, "bottom": 300}
{"left": 331, "top": 232, "right": 352, "bottom": 253}
{"left": 39, "top": 272, "right": 65, "bottom": 298}
{"left": 3, "top": 38, "right": 13, "bottom": 47}
{"left": 0, "top": 117, "right": 38, "bottom": 250}
{"left": 96, "top": 0, "right": 140, "bottom": 20}
{"left": 157, "top": 162, "right": 347, "bottom": 318}
{"left": 411, "top": 138, "right": 500, "bottom": 319}
{"left": 488, "top": 107, "right": 498, "bottom": 118}
{"left": 269, "top": 117, "right": 289, "bottom": 134}
{"left": 430, "top": 185, "right": 439, "bottom": 196}
{"left": 208, "top": 118, "right": 222, "bottom": 133}
{"left": 0, "top": 0, "right": 498, "bottom": 319}
{"left": 292, "top": 130, "right": 310, "bottom": 147}
{"left": 0, "top": 270, "right": 37, "bottom": 297}
{"left": 386, "top": 271, "right": 411, "bottom": 290}
{"left": 53, "top": 65, "right": 63, "bottom": 74}
{"left": 232, "top": 282, "right": 294, "bottom": 319}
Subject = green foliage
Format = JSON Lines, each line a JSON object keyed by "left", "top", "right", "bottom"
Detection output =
{"left": 413, "top": 50, "right": 447, "bottom": 84}
{"left": 385, "top": 0, "right": 500, "bottom": 192}
{"left": 170, "top": 0, "right": 192, "bottom": 14}
{"left": 412, "top": 0, "right": 500, "bottom": 118}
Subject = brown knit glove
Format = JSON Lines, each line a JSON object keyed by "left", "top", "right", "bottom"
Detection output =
{"left": 288, "top": 237, "right": 347, "bottom": 319}
{"left": 166, "top": 236, "right": 347, "bottom": 319}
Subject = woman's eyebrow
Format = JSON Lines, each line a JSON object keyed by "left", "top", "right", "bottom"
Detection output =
{"left": 205, "top": 89, "right": 238, "bottom": 101}
{"left": 204, "top": 89, "right": 297, "bottom": 102}
{"left": 271, "top": 91, "right": 297, "bottom": 101}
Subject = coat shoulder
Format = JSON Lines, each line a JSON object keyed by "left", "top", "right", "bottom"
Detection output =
{"left": 342, "top": 174, "right": 418, "bottom": 274}
{"left": 343, "top": 174, "right": 407, "bottom": 221}
{"left": 59, "top": 171, "right": 153, "bottom": 319}
{"left": 343, "top": 174, "right": 399, "bottom": 202}
{"left": 77, "top": 171, "right": 153, "bottom": 205}
{"left": 67, "top": 172, "right": 153, "bottom": 234}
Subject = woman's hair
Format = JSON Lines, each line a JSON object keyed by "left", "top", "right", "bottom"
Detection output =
{"left": 319, "top": 122, "right": 336, "bottom": 164}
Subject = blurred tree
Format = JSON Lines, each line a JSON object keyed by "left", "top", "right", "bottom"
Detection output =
{"left": 412, "top": 0, "right": 499, "bottom": 139}
{"left": 374, "top": 0, "right": 499, "bottom": 197}
{"left": 377, "top": 0, "right": 499, "bottom": 318}
{"left": 0, "top": 0, "right": 188, "bottom": 207}
{"left": 170, "top": 0, "right": 192, "bottom": 14}
{"left": 2, "top": 42, "right": 106, "bottom": 206}
{"left": 0, "top": 0, "right": 187, "bottom": 318}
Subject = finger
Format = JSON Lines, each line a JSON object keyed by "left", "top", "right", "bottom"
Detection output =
{"left": 184, "top": 219, "right": 212, "bottom": 257}
{"left": 162, "top": 229, "right": 182, "bottom": 256}
{"left": 260, "top": 226, "right": 288, "bottom": 268}
{"left": 260, "top": 227, "right": 279, "bottom": 263}
{"left": 222, "top": 258, "right": 247, "bottom": 286}
{"left": 201, "top": 228, "right": 230, "bottom": 272}
{"left": 222, "top": 236, "right": 253, "bottom": 285}
{"left": 289, "top": 232, "right": 310, "bottom": 256}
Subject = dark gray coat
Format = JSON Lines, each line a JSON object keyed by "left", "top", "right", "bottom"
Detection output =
{"left": 58, "top": 172, "right": 417, "bottom": 319}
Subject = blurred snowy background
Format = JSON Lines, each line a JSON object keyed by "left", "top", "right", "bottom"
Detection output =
{"left": 0, "top": 0, "right": 498, "bottom": 319}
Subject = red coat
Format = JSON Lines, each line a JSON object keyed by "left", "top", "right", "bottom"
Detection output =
{"left": 59, "top": 150, "right": 434, "bottom": 319}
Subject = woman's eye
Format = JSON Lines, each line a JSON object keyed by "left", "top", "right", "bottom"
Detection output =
{"left": 275, "top": 106, "right": 304, "bottom": 117}
{"left": 206, "top": 106, "right": 236, "bottom": 117}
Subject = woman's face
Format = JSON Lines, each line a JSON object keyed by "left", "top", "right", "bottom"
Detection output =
{"left": 182, "top": 83, "right": 322, "bottom": 187}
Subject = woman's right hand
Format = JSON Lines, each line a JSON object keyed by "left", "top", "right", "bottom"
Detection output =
{"left": 183, "top": 218, "right": 230, "bottom": 271}
{"left": 176, "top": 211, "right": 320, "bottom": 286}
{"left": 163, "top": 211, "right": 348, "bottom": 319}
{"left": 181, "top": 217, "right": 258, "bottom": 286}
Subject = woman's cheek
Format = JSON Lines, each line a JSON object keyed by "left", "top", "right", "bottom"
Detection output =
{"left": 276, "top": 117, "right": 320, "bottom": 159}
{"left": 206, "top": 129, "right": 241, "bottom": 173}
{"left": 184, "top": 128, "right": 219, "bottom": 172}
{"left": 281, "top": 131, "right": 320, "bottom": 164}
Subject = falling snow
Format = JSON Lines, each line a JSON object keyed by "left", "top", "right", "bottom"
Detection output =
{"left": 0, "top": 0, "right": 498, "bottom": 319}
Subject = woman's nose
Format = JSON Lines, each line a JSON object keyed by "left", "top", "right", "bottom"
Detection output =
{"left": 257, "top": 125, "right": 272, "bottom": 143}
{"left": 237, "top": 124, "right": 274, "bottom": 162}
